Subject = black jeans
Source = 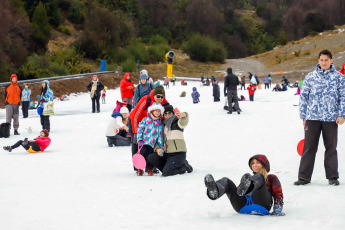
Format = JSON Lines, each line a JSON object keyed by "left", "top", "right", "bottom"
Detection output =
{"left": 264, "top": 83, "right": 269, "bottom": 89}
{"left": 227, "top": 90, "right": 239, "bottom": 112}
{"left": 148, "top": 152, "right": 187, "bottom": 177}
{"left": 40, "top": 115, "right": 50, "bottom": 131}
{"left": 22, "top": 101, "right": 29, "bottom": 118}
{"left": 91, "top": 95, "right": 100, "bottom": 112}
{"left": 210, "top": 174, "right": 272, "bottom": 213}
{"left": 241, "top": 84, "right": 246, "bottom": 90}
{"left": 298, "top": 120, "right": 339, "bottom": 181}
{"left": 249, "top": 95, "right": 254, "bottom": 101}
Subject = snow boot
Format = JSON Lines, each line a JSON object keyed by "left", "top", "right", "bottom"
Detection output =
{"left": 22, "top": 138, "right": 28, "bottom": 146}
{"left": 153, "top": 167, "right": 160, "bottom": 174}
{"left": 147, "top": 169, "right": 153, "bottom": 176}
{"left": 184, "top": 160, "right": 193, "bottom": 173}
{"left": 137, "top": 169, "right": 144, "bottom": 176}
{"left": 204, "top": 174, "right": 218, "bottom": 200}
{"left": 14, "top": 129, "right": 20, "bottom": 135}
{"left": 237, "top": 173, "right": 253, "bottom": 196}
{"left": 293, "top": 179, "right": 310, "bottom": 186}
{"left": 3, "top": 146, "right": 12, "bottom": 152}
{"left": 329, "top": 178, "right": 339, "bottom": 186}
{"left": 251, "top": 173, "right": 265, "bottom": 191}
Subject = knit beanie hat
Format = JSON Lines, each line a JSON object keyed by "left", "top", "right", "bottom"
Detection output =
{"left": 164, "top": 104, "right": 174, "bottom": 114}
{"left": 248, "top": 155, "right": 270, "bottom": 172}
{"left": 10, "top": 74, "right": 18, "bottom": 81}
{"left": 41, "top": 129, "right": 49, "bottom": 137}
{"left": 153, "top": 85, "right": 165, "bottom": 97}
{"left": 140, "top": 74, "right": 148, "bottom": 80}
{"left": 120, "top": 107, "right": 129, "bottom": 114}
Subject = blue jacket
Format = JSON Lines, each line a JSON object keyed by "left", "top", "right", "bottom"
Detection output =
{"left": 133, "top": 83, "right": 154, "bottom": 107}
{"left": 299, "top": 64, "right": 345, "bottom": 121}
{"left": 21, "top": 89, "right": 31, "bottom": 101}
{"left": 39, "top": 80, "right": 54, "bottom": 108}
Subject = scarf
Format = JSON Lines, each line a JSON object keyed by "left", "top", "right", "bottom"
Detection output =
{"left": 90, "top": 80, "right": 98, "bottom": 98}
{"left": 163, "top": 115, "right": 177, "bottom": 130}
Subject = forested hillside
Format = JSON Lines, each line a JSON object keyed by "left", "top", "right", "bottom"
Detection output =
{"left": 1, "top": 0, "right": 345, "bottom": 82}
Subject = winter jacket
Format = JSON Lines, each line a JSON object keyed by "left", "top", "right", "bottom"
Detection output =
{"left": 340, "top": 63, "right": 345, "bottom": 76}
{"left": 281, "top": 77, "right": 290, "bottom": 85}
{"left": 213, "top": 82, "right": 220, "bottom": 97}
{"left": 120, "top": 73, "right": 135, "bottom": 99}
{"left": 241, "top": 76, "right": 246, "bottom": 84}
{"left": 247, "top": 83, "right": 256, "bottom": 95}
{"left": 5, "top": 82, "right": 22, "bottom": 105}
{"left": 21, "top": 89, "right": 31, "bottom": 101}
{"left": 266, "top": 174, "right": 284, "bottom": 207}
{"left": 250, "top": 76, "right": 257, "bottom": 85}
{"left": 255, "top": 76, "right": 260, "bottom": 84}
{"left": 133, "top": 82, "right": 154, "bottom": 107}
{"left": 105, "top": 112, "right": 126, "bottom": 137}
{"left": 164, "top": 113, "right": 189, "bottom": 153}
{"left": 299, "top": 64, "right": 345, "bottom": 121}
{"left": 191, "top": 87, "right": 200, "bottom": 103}
{"left": 87, "top": 80, "right": 104, "bottom": 98}
{"left": 137, "top": 112, "right": 164, "bottom": 150}
{"left": 35, "top": 136, "right": 51, "bottom": 152}
{"left": 101, "top": 90, "right": 106, "bottom": 97}
{"left": 39, "top": 80, "right": 54, "bottom": 109}
{"left": 263, "top": 76, "right": 269, "bottom": 84}
{"left": 224, "top": 68, "right": 239, "bottom": 95}
{"left": 129, "top": 90, "right": 169, "bottom": 134}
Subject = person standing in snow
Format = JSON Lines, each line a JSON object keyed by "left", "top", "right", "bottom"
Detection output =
{"left": 38, "top": 80, "right": 54, "bottom": 132}
{"left": 87, "top": 75, "right": 104, "bottom": 113}
{"left": 120, "top": 73, "right": 135, "bottom": 112}
{"left": 224, "top": 67, "right": 240, "bottom": 114}
{"left": 21, "top": 84, "right": 31, "bottom": 118}
{"left": 247, "top": 81, "right": 256, "bottom": 101}
{"left": 5, "top": 74, "right": 22, "bottom": 135}
{"left": 204, "top": 155, "right": 284, "bottom": 216}
{"left": 212, "top": 80, "right": 220, "bottom": 102}
{"left": 240, "top": 75, "right": 246, "bottom": 90}
{"left": 263, "top": 75, "right": 270, "bottom": 89}
{"left": 294, "top": 50, "right": 345, "bottom": 186}
{"left": 133, "top": 74, "right": 154, "bottom": 108}
{"left": 101, "top": 89, "right": 106, "bottom": 104}
{"left": 147, "top": 104, "right": 193, "bottom": 177}
{"left": 105, "top": 107, "right": 130, "bottom": 147}
{"left": 3, "top": 129, "right": 51, "bottom": 153}
{"left": 136, "top": 103, "right": 165, "bottom": 176}
{"left": 191, "top": 87, "right": 200, "bottom": 104}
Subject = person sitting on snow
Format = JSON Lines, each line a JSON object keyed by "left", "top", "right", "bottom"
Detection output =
{"left": 106, "top": 107, "right": 130, "bottom": 147}
{"left": 3, "top": 129, "right": 51, "bottom": 153}
{"left": 204, "top": 155, "right": 284, "bottom": 216}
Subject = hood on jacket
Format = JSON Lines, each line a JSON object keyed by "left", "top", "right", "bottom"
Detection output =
{"left": 147, "top": 102, "right": 164, "bottom": 116}
{"left": 227, "top": 68, "right": 233, "bottom": 74}
{"left": 192, "top": 87, "right": 197, "bottom": 91}
{"left": 248, "top": 155, "right": 270, "bottom": 172}
{"left": 123, "top": 73, "right": 131, "bottom": 81}
{"left": 43, "top": 80, "right": 50, "bottom": 88}
{"left": 341, "top": 63, "right": 345, "bottom": 71}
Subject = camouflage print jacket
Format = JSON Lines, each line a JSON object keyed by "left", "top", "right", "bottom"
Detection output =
{"left": 299, "top": 64, "right": 345, "bottom": 121}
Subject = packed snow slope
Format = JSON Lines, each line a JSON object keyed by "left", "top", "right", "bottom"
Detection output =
{"left": 0, "top": 81, "right": 344, "bottom": 230}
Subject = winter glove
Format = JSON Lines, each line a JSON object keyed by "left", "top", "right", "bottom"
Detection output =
{"left": 138, "top": 141, "right": 143, "bottom": 147}
{"left": 271, "top": 205, "right": 285, "bottom": 216}
{"left": 40, "top": 100, "right": 45, "bottom": 103}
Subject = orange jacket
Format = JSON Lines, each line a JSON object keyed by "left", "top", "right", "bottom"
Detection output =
{"left": 5, "top": 82, "right": 22, "bottom": 105}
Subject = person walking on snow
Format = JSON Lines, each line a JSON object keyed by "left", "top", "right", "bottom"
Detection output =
{"left": 224, "top": 67, "right": 240, "bottom": 114}
{"left": 120, "top": 73, "right": 135, "bottom": 112}
{"left": 294, "top": 50, "right": 345, "bottom": 186}
{"left": 204, "top": 155, "right": 284, "bottom": 216}
{"left": 4, "top": 74, "right": 22, "bottom": 135}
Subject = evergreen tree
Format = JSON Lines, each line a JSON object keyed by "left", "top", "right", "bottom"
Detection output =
{"left": 30, "top": 1, "right": 51, "bottom": 52}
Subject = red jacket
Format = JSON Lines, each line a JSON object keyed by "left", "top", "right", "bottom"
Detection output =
{"left": 340, "top": 63, "right": 345, "bottom": 76}
{"left": 247, "top": 83, "right": 256, "bottom": 95}
{"left": 129, "top": 90, "right": 168, "bottom": 134}
{"left": 35, "top": 136, "right": 51, "bottom": 152}
{"left": 266, "top": 174, "right": 284, "bottom": 207}
{"left": 120, "top": 73, "right": 135, "bottom": 99}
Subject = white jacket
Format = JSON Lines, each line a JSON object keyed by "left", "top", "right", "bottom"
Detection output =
{"left": 105, "top": 116, "right": 126, "bottom": 137}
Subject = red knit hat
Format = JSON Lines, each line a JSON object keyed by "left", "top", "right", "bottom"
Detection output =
{"left": 10, "top": 74, "right": 18, "bottom": 81}
{"left": 41, "top": 129, "right": 49, "bottom": 137}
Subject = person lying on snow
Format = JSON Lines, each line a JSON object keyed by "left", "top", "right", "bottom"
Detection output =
{"left": 204, "top": 154, "right": 284, "bottom": 216}
{"left": 3, "top": 129, "right": 51, "bottom": 153}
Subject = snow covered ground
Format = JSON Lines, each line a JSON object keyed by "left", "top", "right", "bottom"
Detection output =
{"left": 1, "top": 81, "right": 344, "bottom": 230}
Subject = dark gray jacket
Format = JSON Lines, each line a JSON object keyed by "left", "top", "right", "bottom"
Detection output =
{"left": 224, "top": 68, "right": 239, "bottom": 95}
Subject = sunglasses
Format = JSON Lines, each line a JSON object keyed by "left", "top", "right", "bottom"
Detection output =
{"left": 164, "top": 112, "right": 173, "bottom": 116}
{"left": 156, "top": 95, "right": 164, "bottom": 99}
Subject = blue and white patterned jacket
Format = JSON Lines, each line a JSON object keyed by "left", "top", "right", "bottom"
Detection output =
{"left": 39, "top": 80, "right": 54, "bottom": 108}
{"left": 299, "top": 64, "right": 345, "bottom": 121}
{"left": 137, "top": 113, "right": 164, "bottom": 150}
{"left": 21, "top": 89, "right": 31, "bottom": 101}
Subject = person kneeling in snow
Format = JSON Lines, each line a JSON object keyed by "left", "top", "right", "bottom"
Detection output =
{"left": 136, "top": 103, "right": 165, "bottom": 176}
{"left": 106, "top": 107, "right": 130, "bottom": 147}
{"left": 204, "top": 155, "right": 284, "bottom": 216}
{"left": 3, "top": 129, "right": 51, "bottom": 153}
{"left": 148, "top": 104, "right": 193, "bottom": 176}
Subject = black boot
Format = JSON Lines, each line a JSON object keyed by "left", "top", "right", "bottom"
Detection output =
{"left": 184, "top": 160, "right": 193, "bottom": 173}
{"left": 14, "top": 129, "right": 20, "bottom": 135}
{"left": 329, "top": 178, "right": 339, "bottom": 186}
{"left": 204, "top": 174, "right": 218, "bottom": 200}
{"left": 3, "top": 146, "right": 12, "bottom": 152}
{"left": 237, "top": 173, "right": 253, "bottom": 196}
{"left": 294, "top": 179, "right": 310, "bottom": 186}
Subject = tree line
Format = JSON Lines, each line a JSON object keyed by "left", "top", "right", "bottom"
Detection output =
{"left": 1, "top": 0, "right": 345, "bottom": 82}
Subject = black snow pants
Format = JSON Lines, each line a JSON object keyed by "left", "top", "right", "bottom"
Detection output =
{"left": 148, "top": 152, "right": 187, "bottom": 176}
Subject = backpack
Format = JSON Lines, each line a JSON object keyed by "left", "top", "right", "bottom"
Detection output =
{"left": 136, "top": 84, "right": 152, "bottom": 104}
{"left": 0, "top": 122, "right": 11, "bottom": 138}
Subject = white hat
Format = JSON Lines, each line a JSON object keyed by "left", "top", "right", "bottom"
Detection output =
{"left": 148, "top": 102, "right": 164, "bottom": 115}
{"left": 120, "top": 107, "right": 129, "bottom": 114}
